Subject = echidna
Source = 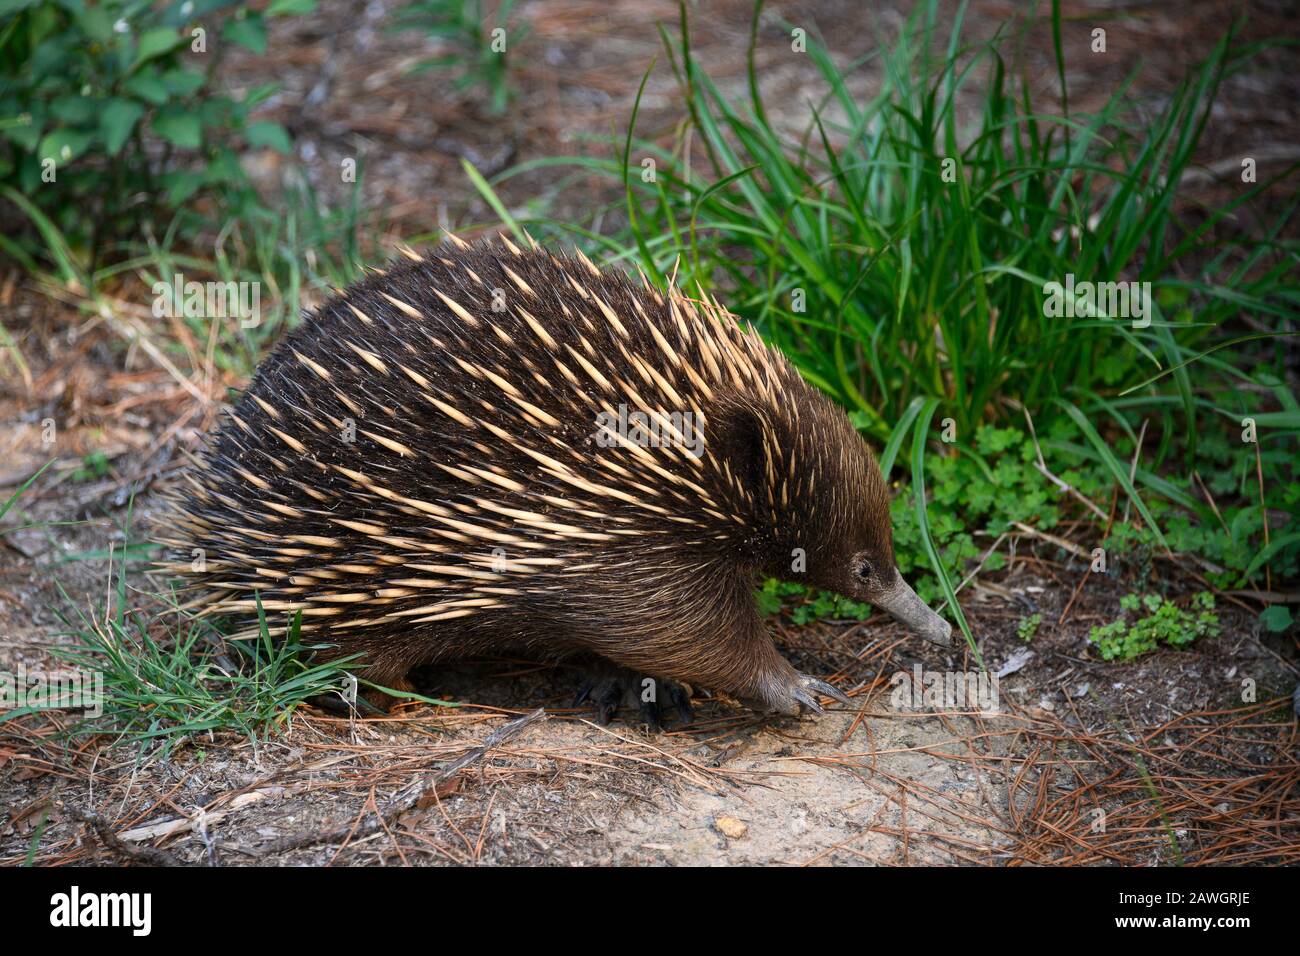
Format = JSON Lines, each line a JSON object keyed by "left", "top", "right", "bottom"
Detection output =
{"left": 159, "top": 236, "right": 951, "bottom": 722}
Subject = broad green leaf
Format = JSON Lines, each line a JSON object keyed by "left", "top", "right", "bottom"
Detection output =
{"left": 0, "top": 114, "right": 42, "bottom": 151}
{"left": 50, "top": 95, "right": 95, "bottom": 125}
{"left": 161, "top": 168, "right": 204, "bottom": 204}
{"left": 75, "top": 5, "right": 114, "bottom": 43}
{"left": 124, "top": 70, "right": 169, "bottom": 105}
{"left": 245, "top": 120, "right": 292, "bottom": 154}
{"left": 99, "top": 98, "right": 144, "bottom": 155}
{"left": 222, "top": 14, "right": 267, "bottom": 54}
{"left": 152, "top": 108, "right": 201, "bottom": 149}
{"left": 134, "top": 27, "right": 183, "bottom": 68}
{"left": 267, "top": 0, "right": 316, "bottom": 15}
{"left": 37, "top": 128, "right": 93, "bottom": 165}
{"left": 161, "top": 67, "right": 206, "bottom": 97}
{"left": 1259, "top": 605, "right": 1292, "bottom": 633}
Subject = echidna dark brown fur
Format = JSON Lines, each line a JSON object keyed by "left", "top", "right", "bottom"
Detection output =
{"left": 158, "top": 235, "right": 952, "bottom": 722}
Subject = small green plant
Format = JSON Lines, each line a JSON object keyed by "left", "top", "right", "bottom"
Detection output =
{"left": 393, "top": 0, "right": 526, "bottom": 116}
{"left": 68, "top": 451, "right": 111, "bottom": 483}
{"left": 1017, "top": 613, "right": 1042, "bottom": 643}
{"left": 1101, "top": 522, "right": 1157, "bottom": 587}
{"left": 756, "top": 579, "right": 872, "bottom": 625}
{"left": 889, "top": 425, "right": 1076, "bottom": 603}
{"left": 1259, "top": 605, "right": 1293, "bottom": 633}
{"left": 0, "top": 0, "right": 310, "bottom": 266}
{"left": 1102, "top": 473, "right": 1299, "bottom": 592}
{"left": 1089, "top": 591, "right": 1219, "bottom": 662}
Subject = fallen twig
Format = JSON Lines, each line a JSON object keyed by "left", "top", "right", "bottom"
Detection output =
{"left": 63, "top": 806, "right": 184, "bottom": 867}
{"left": 250, "top": 708, "right": 546, "bottom": 858}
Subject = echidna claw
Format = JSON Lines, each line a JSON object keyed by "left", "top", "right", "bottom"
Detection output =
{"left": 790, "top": 686, "right": 824, "bottom": 715}
{"left": 666, "top": 681, "right": 694, "bottom": 725}
{"left": 800, "top": 676, "right": 852, "bottom": 707}
{"left": 783, "top": 673, "right": 851, "bottom": 714}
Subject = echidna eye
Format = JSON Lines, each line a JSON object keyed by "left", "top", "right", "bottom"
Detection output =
{"left": 856, "top": 560, "right": 872, "bottom": 581}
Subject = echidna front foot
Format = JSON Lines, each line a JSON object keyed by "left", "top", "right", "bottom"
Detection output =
{"left": 574, "top": 666, "right": 693, "bottom": 731}
{"left": 745, "top": 670, "right": 851, "bottom": 717}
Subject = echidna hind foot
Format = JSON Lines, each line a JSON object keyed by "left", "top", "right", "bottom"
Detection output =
{"left": 574, "top": 664, "right": 693, "bottom": 730}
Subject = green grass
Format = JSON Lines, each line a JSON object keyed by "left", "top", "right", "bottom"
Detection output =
{"left": 0, "top": 460, "right": 53, "bottom": 529}
{"left": 7, "top": 515, "right": 453, "bottom": 749}
{"left": 48, "top": 571, "right": 362, "bottom": 753}
{"left": 2, "top": 485, "right": 365, "bottom": 750}
{"left": 1, "top": 169, "right": 391, "bottom": 746}
{"left": 499, "top": 2, "right": 1297, "bottom": 435}
{"left": 5, "top": 171, "right": 379, "bottom": 382}
{"left": 38, "top": 552, "right": 460, "bottom": 748}
{"left": 113, "top": 174, "right": 377, "bottom": 378}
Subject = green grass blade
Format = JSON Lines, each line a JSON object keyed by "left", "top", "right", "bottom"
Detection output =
{"left": 910, "top": 399, "right": 982, "bottom": 667}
